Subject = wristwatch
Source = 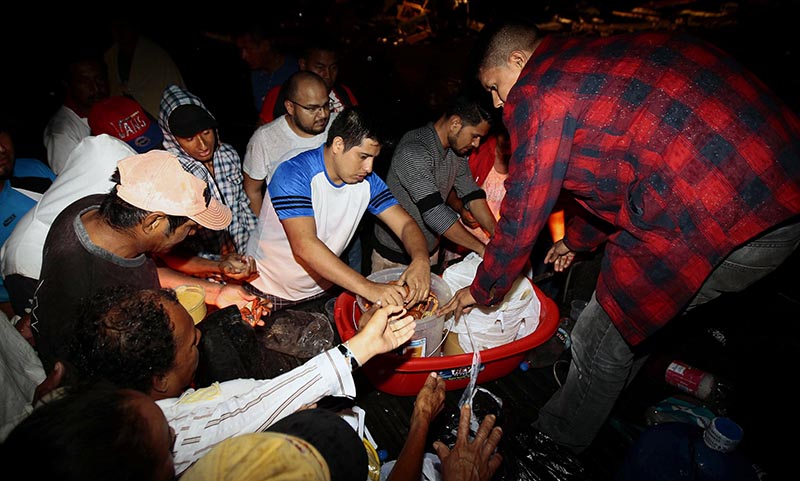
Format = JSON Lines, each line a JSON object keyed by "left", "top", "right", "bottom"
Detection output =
{"left": 337, "top": 342, "right": 361, "bottom": 371}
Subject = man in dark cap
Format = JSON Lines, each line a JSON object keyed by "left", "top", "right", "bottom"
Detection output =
{"left": 158, "top": 84, "right": 258, "bottom": 281}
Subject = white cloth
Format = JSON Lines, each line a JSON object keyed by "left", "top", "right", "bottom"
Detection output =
{"left": 442, "top": 253, "right": 541, "bottom": 352}
{"left": 1, "top": 135, "right": 135, "bottom": 280}
{"left": 0, "top": 312, "right": 46, "bottom": 441}
{"left": 42, "top": 105, "right": 91, "bottom": 175}
{"left": 242, "top": 112, "right": 336, "bottom": 183}
{"left": 159, "top": 347, "right": 356, "bottom": 475}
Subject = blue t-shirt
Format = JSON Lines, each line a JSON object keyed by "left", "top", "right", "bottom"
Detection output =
{"left": 247, "top": 145, "right": 398, "bottom": 301}
{"left": 0, "top": 157, "right": 55, "bottom": 301}
{"left": 251, "top": 55, "right": 299, "bottom": 112}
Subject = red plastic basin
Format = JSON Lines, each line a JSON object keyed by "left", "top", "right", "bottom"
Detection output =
{"left": 334, "top": 284, "right": 560, "bottom": 396}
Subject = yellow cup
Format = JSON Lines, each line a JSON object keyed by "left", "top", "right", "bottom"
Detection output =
{"left": 175, "top": 284, "right": 207, "bottom": 324}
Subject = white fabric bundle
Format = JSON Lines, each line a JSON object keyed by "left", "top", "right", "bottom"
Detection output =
{"left": 442, "top": 253, "right": 540, "bottom": 352}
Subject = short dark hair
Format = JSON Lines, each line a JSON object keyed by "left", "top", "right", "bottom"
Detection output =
{"left": 99, "top": 169, "right": 190, "bottom": 233}
{"left": 480, "top": 22, "right": 541, "bottom": 71}
{"left": 445, "top": 96, "right": 493, "bottom": 127}
{"left": 69, "top": 286, "right": 179, "bottom": 394}
{"left": 326, "top": 107, "right": 381, "bottom": 150}
{"left": 0, "top": 383, "right": 165, "bottom": 481}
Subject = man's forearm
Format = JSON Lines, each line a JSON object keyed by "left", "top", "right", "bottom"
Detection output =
{"left": 467, "top": 199, "right": 497, "bottom": 238}
{"left": 294, "top": 237, "right": 368, "bottom": 296}
{"left": 442, "top": 221, "right": 486, "bottom": 257}
{"left": 398, "top": 220, "right": 430, "bottom": 263}
{"left": 243, "top": 175, "right": 264, "bottom": 216}
{"left": 156, "top": 252, "right": 221, "bottom": 279}
{"left": 157, "top": 267, "right": 223, "bottom": 303}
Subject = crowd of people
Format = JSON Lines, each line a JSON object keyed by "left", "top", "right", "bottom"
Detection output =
{"left": 1, "top": 11, "right": 800, "bottom": 481}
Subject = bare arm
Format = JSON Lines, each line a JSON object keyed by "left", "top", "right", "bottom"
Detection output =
{"left": 376, "top": 205, "right": 432, "bottom": 306}
{"left": 282, "top": 216, "right": 407, "bottom": 306}
{"left": 155, "top": 251, "right": 225, "bottom": 279}
{"left": 465, "top": 198, "right": 496, "bottom": 238}
{"left": 155, "top": 252, "right": 258, "bottom": 282}
{"left": 441, "top": 221, "right": 487, "bottom": 258}
{"left": 447, "top": 190, "right": 479, "bottom": 229}
{"left": 243, "top": 174, "right": 265, "bottom": 216}
{"left": 387, "top": 372, "right": 446, "bottom": 481}
{"left": 156, "top": 267, "right": 255, "bottom": 309}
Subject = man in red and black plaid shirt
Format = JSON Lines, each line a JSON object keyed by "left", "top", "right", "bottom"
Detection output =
{"left": 440, "top": 23, "right": 800, "bottom": 452}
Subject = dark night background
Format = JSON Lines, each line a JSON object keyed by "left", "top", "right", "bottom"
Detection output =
{"left": 3, "top": 1, "right": 799, "bottom": 161}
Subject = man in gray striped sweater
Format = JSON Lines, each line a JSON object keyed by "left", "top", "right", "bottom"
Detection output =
{"left": 372, "top": 96, "right": 496, "bottom": 273}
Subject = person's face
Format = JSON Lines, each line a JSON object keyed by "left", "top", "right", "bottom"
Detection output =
{"left": 287, "top": 80, "right": 331, "bottom": 136}
{"left": 128, "top": 390, "right": 177, "bottom": 481}
{"left": 151, "top": 217, "right": 199, "bottom": 253}
{"left": 448, "top": 119, "right": 490, "bottom": 156}
{"left": 66, "top": 60, "right": 109, "bottom": 112}
{"left": 163, "top": 299, "right": 201, "bottom": 397}
{"left": 329, "top": 137, "right": 380, "bottom": 185}
{"left": 236, "top": 35, "right": 270, "bottom": 71}
{"left": 478, "top": 63, "right": 522, "bottom": 108}
{"left": 0, "top": 132, "right": 15, "bottom": 179}
{"left": 175, "top": 129, "right": 216, "bottom": 163}
{"left": 300, "top": 49, "right": 339, "bottom": 89}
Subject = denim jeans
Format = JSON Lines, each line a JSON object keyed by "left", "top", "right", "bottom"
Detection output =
{"left": 533, "top": 218, "right": 800, "bottom": 452}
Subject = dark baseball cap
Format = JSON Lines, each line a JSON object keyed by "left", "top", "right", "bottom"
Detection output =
{"left": 167, "top": 104, "right": 218, "bottom": 138}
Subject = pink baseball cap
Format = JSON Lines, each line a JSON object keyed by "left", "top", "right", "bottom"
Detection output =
{"left": 116, "top": 151, "right": 232, "bottom": 230}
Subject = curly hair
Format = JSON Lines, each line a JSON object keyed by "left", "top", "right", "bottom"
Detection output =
{"left": 69, "top": 286, "right": 179, "bottom": 395}
{"left": 0, "top": 383, "right": 165, "bottom": 481}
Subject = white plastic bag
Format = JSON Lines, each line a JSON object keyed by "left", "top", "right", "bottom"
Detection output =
{"left": 442, "top": 253, "right": 540, "bottom": 352}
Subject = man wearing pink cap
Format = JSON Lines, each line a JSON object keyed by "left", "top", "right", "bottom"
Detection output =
{"left": 31, "top": 150, "right": 255, "bottom": 374}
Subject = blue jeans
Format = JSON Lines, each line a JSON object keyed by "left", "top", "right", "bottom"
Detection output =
{"left": 533, "top": 218, "right": 800, "bottom": 452}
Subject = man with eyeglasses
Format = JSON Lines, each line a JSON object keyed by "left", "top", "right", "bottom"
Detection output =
{"left": 257, "top": 33, "right": 359, "bottom": 126}
{"left": 243, "top": 71, "right": 336, "bottom": 216}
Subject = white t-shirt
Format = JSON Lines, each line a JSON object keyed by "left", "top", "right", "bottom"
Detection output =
{"left": 246, "top": 145, "right": 398, "bottom": 301}
{"left": 242, "top": 113, "right": 336, "bottom": 184}
{"left": 1, "top": 135, "right": 135, "bottom": 280}
{"left": 42, "top": 105, "right": 91, "bottom": 175}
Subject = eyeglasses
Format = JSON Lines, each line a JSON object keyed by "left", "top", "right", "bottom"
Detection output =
{"left": 289, "top": 99, "right": 332, "bottom": 115}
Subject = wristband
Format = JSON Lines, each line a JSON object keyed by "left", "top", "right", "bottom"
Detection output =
{"left": 337, "top": 341, "right": 361, "bottom": 371}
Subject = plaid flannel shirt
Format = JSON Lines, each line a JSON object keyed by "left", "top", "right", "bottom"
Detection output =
{"left": 159, "top": 85, "right": 257, "bottom": 256}
{"left": 473, "top": 32, "right": 800, "bottom": 345}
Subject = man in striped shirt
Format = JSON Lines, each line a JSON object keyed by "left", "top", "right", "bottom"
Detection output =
{"left": 372, "top": 96, "right": 497, "bottom": 273}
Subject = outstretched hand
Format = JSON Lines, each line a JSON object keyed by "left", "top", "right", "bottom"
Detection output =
{"left": 437, "top": 286, "right": 477, "bottom": 321}
{"left": 411, "top": 372, "right": 445, "bottom": 427}
{"left": 433, "top": 404, "right": 504, "bottom": 481}
{"left": 544, "top": 239, "right": 575, "bottom": 272}
{"left": 212, "top": 283, "right": 256, "bottom": 309}
{"left": 348, "top": 304, "right": 416, "bottom": 364}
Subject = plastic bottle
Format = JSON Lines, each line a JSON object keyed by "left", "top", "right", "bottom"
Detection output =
{"left": 616, "top": 417, "right": 759, "bottom": 481}
{"left": 664, "top": 360, "right": 732, "bottom": 416}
